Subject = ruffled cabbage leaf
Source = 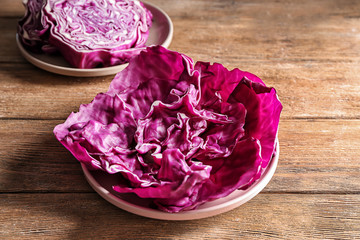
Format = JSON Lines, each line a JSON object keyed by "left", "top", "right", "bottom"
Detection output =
{"left": 54, "top": 46, "right": 282, "bottom": 212}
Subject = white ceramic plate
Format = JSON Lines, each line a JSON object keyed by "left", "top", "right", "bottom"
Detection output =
{"left": 81, "top": 140, "right": 279, "bottom": 220}
{"left": 16, "top": 2, "right": 173, "bottom": 77}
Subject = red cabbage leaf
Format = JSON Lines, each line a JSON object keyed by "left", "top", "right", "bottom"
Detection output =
{"left": 54, "top": 46, "right": 282, "bottom": 212}
{"left": 18, "top": 0, "right": 153, "bottom": 68}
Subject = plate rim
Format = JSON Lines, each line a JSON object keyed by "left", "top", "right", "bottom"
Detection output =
{"left": 81, "top": 140, "right": 280, "bottom": 220}
{"left": 16, "top": 1, "right": 174, "bottom": 77}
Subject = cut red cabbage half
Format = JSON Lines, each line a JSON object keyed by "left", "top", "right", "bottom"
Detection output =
{"left": 18, "top": 0, "right": 153, "bottom": 68}
{"left": 54, "top": 46, "right": 283, "bottom": 212}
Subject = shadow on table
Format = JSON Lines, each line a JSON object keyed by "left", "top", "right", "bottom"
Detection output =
{"left": 1, "top": 128, "right": 229, "bottom": 239}
{"left": 2, "top": 61, "right": 112, "bottom": 86}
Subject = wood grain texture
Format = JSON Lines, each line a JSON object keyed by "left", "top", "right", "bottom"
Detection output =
{"left": 1, "top": 119, "right": 359, "bottom": 193}
{"left": 1, "top": 0, "right": 360, "bottom": 239}
{"left": 1, "top": 193, "right": 359, "bottom": 239}
{"left": 4, "top": 0, "right": 360, "bottom": 64}
{"left": 0, "top": 19, "right": 24, "bottom": 63}
{"left": 2, "top": 0, "right": 360, "bottom": 119}
{"left": 0, "top": 0, "right": 24, "bottom": 17}
{"left": 0, "top": 63, "right": 113, "bottom": 119}
{"left": 1, "top": 60, "right": 360, "bottom": 119}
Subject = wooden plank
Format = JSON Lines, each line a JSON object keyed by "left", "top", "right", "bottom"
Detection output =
{"left": 1, "top": 0, "right": 360, "bottom": 119}
{"left": 0, "top": 0, "right": 24, "bottom": 17}
{"left": 1, "top": 59, "right": 360, "bottom": 119}
{"left": 0, "top": 63, "right": 113, "bottom": 120}
{"left": 3, "top": 0, "right": 360, "bottom": 63}
{"left": 0, "top": 19, "right": 24, "bottom": 63}
{"left": 170, "top": 0, "right": 360, "bottom": 62}
{"left": 0, "top": 119, "right": 92, "bottom": 192}
{"left": 0, "top": 119, "right": 359, "bottom": 193}
{"left": 2, "top": 1, "right": 359, "bottom": 239}
{"left": 274, "top": 119, "right": 360, "bottom": 193}
{"left": 0, "top": 193, "right": 359, "bottom": 239}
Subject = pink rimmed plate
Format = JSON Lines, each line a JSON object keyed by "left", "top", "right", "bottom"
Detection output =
{"left": 81, "top": 140, "right": 279, "bottom": 220}
{"left": 16, "top": 1, "right": 173, "bottom": 77}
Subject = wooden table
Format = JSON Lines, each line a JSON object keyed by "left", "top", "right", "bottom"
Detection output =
{"left": 1, "top": 0, "right": 360, "bottom": 239}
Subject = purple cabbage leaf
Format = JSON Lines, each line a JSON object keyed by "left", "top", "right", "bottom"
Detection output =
{"left": 54, "top": 46, "right": 282, "bottom": 212}
{"left": 18, "top": 0, "right": 153, "bottom": 68}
